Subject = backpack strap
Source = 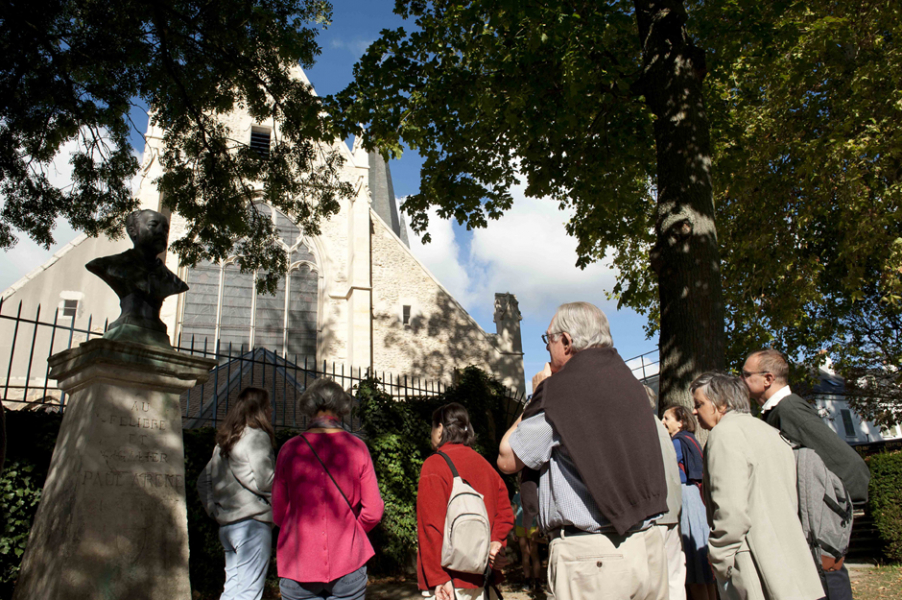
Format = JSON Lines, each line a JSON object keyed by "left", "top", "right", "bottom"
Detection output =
{"left": 436, "top": 450, "right": 460, "bottom": 478}
{"left": 484, "top": 563, "right": 504, "bottom": 600}
{"left": 823, "top": 491, "right": 853, "bottom": 525}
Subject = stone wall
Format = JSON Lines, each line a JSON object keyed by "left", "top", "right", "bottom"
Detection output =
{"left": 370, "top": 213, "right": 525, "bottom": 394}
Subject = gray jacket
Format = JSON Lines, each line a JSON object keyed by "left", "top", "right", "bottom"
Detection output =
{"left": 197, "top": 427, "right": 275, "bottom": 525}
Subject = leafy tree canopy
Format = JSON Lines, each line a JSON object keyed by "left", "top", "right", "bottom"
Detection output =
{"left": 0, "top": 0, "right": 353, "bottom": 292}
{"left": 334, "top": 0, "right": 723, "bottom": 406}
{"left": 695, "top": 0, "right": 902, "bottom": 422}
{"left": 334, "top": 0, "right": 656, "bottom": 271}
{"left": 338, "top": 0, "right": 902, "bottom": 421}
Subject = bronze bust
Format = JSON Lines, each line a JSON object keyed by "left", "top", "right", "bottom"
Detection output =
{"left": 86, "top": 209, "right": 188, "bottom": 347}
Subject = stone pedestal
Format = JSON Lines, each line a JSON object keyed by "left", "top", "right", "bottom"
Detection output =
{"left": 13, "top": 339, "right": 216, "bottom": 600}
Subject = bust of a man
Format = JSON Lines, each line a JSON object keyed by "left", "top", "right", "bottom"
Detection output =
{"left": 86, "top": 209, "right": 188, "bottom": 346}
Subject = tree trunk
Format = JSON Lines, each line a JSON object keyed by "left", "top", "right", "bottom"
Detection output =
{"left": 633, "top": 0, "right": 725, "bottom": 420}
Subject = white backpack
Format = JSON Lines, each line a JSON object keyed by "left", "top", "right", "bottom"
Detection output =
{"left": 436, "top": 451, "right": 491, "bottom": 575}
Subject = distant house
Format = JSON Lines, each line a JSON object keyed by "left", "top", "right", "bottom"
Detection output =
{"left": 630, "top": 352, "right": 902, "bottom": 444}
{"left": 808, "top": 364, "right": 902, "bottom": 445}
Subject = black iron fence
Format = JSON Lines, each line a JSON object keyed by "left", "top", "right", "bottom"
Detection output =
{"left": 0, "top": 298, "right": 526, "bottom": 430}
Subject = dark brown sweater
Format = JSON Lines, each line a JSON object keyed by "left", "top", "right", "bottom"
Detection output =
{"left": 520, "top": 347, "right": 667, "bottom": 536}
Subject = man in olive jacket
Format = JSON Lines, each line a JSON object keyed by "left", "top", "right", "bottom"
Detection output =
{"left": 742, "top": 349, "right": 869, "bottom": 600}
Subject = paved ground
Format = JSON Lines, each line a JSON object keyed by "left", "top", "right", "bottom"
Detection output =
{"left": 367, "top": 580, "right": 547, "bottom": 600}
{"left": 367, "top": 563, "right": 883, "bottom": 600}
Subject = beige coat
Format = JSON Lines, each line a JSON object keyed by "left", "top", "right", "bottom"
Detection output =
{"left": 704, "top": 412, "right": 823, "bottom": 600}
{"left": 656, "top": 420, "right": 682, "bottom": 526}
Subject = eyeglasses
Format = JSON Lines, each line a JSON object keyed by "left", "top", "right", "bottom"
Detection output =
{"left": 740, "top": 370, "right": 769, "bottom": 379}
{"left": 541, "top": 332, "right": 563, "bottom": 345}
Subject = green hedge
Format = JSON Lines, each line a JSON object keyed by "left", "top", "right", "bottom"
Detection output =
{"left": 868, "top": 450, "right": 902, "bottom": 563}
{"left": 0, "top": 366, "right": 516, "bottom": 597}
{"left": 354, "top": 366, "right": 515, "bottom": 573}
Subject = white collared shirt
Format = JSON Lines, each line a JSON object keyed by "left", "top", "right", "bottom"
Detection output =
{"left": 761, "top": 385, "right": 792, "bottom": 413}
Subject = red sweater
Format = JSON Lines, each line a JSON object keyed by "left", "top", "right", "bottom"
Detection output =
{"left": 273, "top": 432, "right": 384, "bottom": 583}
{"left": 416, "top": 443, "right": 514, "bottom": 591}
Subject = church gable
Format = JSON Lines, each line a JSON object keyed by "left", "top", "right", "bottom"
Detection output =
{"left": 2, "top": 66, "right": 525, "bottom": 395}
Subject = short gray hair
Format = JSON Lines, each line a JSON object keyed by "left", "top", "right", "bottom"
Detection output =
{"left": 690, "top": 372, "right": 751, "bottom": 414}
{"left": 750, "top": 349, "right": 790, "bottom": 385}
{"left": 298, "top": 378, "right": 354, "bottom": 418}
{"left": 549, "top": 302, "right": 613, "bottom": 351}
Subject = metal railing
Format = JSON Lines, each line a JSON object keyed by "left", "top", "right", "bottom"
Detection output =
{"left": 1, "top": 298, "right": 524, "bottom": 430}
{"left": 625, "top": 348, "right": 660, "bottom": 383}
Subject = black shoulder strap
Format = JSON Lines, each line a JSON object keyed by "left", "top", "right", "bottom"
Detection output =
{"left": 300, "top": 434, "right": 353, "bottom": 512}
{"left": 436, "top": 450, "right": 460, "bottom": 478}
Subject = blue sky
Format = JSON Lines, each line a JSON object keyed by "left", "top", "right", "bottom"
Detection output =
{"left": 0, "top": 0, "right": 658, "bottom": 391}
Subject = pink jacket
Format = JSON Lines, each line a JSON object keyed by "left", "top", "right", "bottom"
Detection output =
{"left": 273, "top": 431, "right": 384, "bottom": 583}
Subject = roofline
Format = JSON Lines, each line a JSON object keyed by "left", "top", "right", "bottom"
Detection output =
{"left": 368, "top": 207, "right": 509, "bottom": 353}
{"left": 2, "top": 233, "right": 92, "bottom": 300}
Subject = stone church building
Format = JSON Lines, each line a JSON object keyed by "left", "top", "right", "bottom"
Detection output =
{"left": 0, "top": 68, "right": 525, "bottom": 399}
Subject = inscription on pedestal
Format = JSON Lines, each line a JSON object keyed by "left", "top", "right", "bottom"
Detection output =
{"left": 88, "top": 390, "right": 184, "bottom": 498}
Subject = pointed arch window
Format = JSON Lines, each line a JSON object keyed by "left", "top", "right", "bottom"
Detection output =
{"left": 180, "top": 203, "right": 318, "bottom": 359}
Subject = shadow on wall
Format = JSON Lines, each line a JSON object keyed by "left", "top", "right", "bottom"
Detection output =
{"left": 374, "top": 290, "right": 524, "bottom": 395}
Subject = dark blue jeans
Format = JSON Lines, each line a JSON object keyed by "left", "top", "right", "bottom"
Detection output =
{"left": 824, "top": 566, "right": 852, "bottom": 600}
{"left": 280, "top": 565, "right": 368, "bottom": 600}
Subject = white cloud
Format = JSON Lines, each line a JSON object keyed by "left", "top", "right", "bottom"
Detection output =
{"left": 625, "top": 354, "right": 660, "bottom": 380}
{"left": 1, "top": 135, "right": 144, "bottom": 294}
{"left": 330, "top": 38, "right": 373, "bottom": 57}
{"left": 468, "top": 186, "right": 618, "bottom": 319}
{"left": 408, "top": 206, "right": 476, "bottom": 307}
{"left": 409, "top": 184, "right": 620, "bottom": 322}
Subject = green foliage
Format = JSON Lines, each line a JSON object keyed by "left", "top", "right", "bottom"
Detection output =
{"left": 183, "top": 427, "right": 225, "bottom": 598}
{"left": 334, "top": 0, "right": 725, "bottom": 408}
{"left": 0, "top": 411, "right": 61, "bottom": 596}
{"left": 0, "top": 0, "right": 354, "bottom": 293}
{"left": 0, "top": 461, "right": 44, "bottom": 584}
{"left": 354, "top": 366, "right": 516, "bottom": 574}
{"left": 333, "top": 0, "right": 654, "bottom": 263}
{"left": 868, "top": 451, "right": 902, "bottom": 563}
{"left": 694, "top": 1, "right": 902, "bottom": 403}
{"left": 354, "top": 378, "right": 435, "bottom": 573}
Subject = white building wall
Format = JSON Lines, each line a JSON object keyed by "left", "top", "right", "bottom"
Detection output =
{"left": 369, "top": 211, "right": 526, "bottom": 394}
{"left": 815, "top": 395, "right": 902, "bottom": 444}
{"left": 0, "top": 234, "right": 129, "bottom": 402}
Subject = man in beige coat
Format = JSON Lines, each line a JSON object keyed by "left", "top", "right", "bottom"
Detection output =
{"left": 691, "top": 372, "right": 824, "bottom": 600}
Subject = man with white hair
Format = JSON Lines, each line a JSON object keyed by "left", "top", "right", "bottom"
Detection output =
{"left": 498, "top": 302, "right": 669, "bottom": 600}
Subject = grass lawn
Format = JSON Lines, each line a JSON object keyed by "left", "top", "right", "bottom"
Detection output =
{"left": 851, "top": 564, "right": 902, "bottom": 600}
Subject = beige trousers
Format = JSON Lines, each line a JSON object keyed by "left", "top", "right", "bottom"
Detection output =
{"left": 548, "top": 527, "right": 668, "bottom": 600}
{"left": 659, "top": 523, "right": 687, "bottom": 600}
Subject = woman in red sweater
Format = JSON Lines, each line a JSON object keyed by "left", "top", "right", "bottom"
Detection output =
{"left": 417, "top": 403, "right": 515, "bottom": 600}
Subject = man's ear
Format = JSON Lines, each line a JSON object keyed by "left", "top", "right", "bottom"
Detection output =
{"left": 562, "top": 332, "right": 573, "bottom": 352}
{"left": 763, "top": 372, "right": 775, "bottom": 387}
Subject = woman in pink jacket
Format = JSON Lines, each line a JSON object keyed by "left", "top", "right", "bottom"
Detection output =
{"left": 273, "top": 378, "right": 384, "bottom": 600}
